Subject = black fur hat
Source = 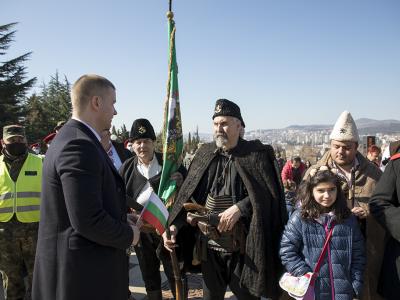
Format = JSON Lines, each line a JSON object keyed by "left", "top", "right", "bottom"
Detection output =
{"left": 129, "top": 118, "right": 156, "bottom": 141}
{"left": 212, "top": 98, "right": 245, "bottom": 128}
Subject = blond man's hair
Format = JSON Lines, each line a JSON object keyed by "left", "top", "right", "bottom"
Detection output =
{"left": 71, "top": 74, "right": 115, "bottom": 113}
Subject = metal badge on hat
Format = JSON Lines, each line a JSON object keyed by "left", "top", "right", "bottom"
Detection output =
{"left": 215, "top": 104, "right": 222, "bottom": 113}
{"left": 138, "top": 126, "right": 147, "bottom": 134}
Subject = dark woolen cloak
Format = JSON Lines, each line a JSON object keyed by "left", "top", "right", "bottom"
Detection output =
{"left": 169, "top": 139, "right": 288, "bottom": 298}
{"left": 119, "top": 152, "right": 187, "bottom": 210}
{"left": 119, "top": 152, "right": 163, "bottom": 207}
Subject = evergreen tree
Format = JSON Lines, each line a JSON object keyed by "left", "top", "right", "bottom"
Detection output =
{"left": 194, "top": 125, "right": 200, "bottom": 146}
{"left": 40, "top": 71, "right": 71, "bottom": 126}
{"left": 155, "top": 131, "right": 163, "bottom": 153}
{"left": 185, "top": 131, "right": 192, "bottom": 153}
{"left": 111, "top": 125, "right": 118, "bottom": 137}
{"left": 0, "top": 22, "right": 36, "bottom": 130}
{"left": 188, "top": 132, "right": 192, "bottom": 147}
{"left": 24, "top": 93, "right": 47, "bottom": 143}
{"left": 119, "top": 124, "right": 129, "bottom": 142}
{"left": 23, "top": 71, "right": 71, "bottom": 143}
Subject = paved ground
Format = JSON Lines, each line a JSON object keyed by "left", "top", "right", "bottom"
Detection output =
{"left": 129, "top": 252, "right": 236, "bottom": 299}
{"left": 0, "top": 253, "right": 258, "bottom": 300}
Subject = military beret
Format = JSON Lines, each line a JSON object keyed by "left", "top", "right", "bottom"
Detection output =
{"left": 43, "top": 132, "right": 56, "bottom": 144}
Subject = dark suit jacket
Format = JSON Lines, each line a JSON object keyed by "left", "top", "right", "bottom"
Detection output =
{"left": 32, "top": 119, "right": 133, "bottom": 300}
{"left": 112, "top": 141, "right": 133, "bottom": 164}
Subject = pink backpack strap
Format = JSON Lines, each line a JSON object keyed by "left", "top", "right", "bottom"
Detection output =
{"left": 311, "top": 222, "right": 335, "bottom": 283}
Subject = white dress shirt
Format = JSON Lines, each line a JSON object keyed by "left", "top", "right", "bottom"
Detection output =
{"left": 106, "top": 143, "right": 123, "bottom": 171}
{"left": 136, "top": 155, "right": 162, "bottom": 206}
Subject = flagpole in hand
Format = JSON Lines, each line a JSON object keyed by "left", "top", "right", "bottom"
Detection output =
{"left": 164, "top": 225, "right": 186, "bottom": 300}
{"left": 159, "top": 1, "right": 187, "bottom": 299}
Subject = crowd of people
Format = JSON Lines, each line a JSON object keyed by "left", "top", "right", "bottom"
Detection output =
{"left": 0, "top": 74, "right": 399, "bottom": 300}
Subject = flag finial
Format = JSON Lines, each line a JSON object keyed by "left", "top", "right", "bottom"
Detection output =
{"left": 167, "top": 0, "right": 173, "bottom": 19}
{"left": 167, "top": 11, "right": 174, "bottom": 19}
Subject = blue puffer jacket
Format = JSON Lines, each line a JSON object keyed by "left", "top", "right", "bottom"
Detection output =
{"left": 280, "top": 211, "right": 365, "bottom": 300}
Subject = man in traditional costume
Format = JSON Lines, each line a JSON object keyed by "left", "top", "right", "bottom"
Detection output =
{"left": 164, "top": 99, "right": 287, "bottom": 300}
{"left": 119, "top": 119, "right": 186, "bottom": 300}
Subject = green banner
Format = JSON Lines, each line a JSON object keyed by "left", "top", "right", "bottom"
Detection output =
{"left": 157, "top": 17, "right": 183, "bottom": 209}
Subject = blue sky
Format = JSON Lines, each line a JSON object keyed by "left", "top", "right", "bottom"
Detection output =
{"left": 2, "top": 0, "right": 399, "bottom": 134}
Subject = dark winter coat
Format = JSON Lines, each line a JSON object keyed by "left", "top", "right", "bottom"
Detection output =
{"left": 369, "top": 150, "right": 400, "bottom": 300}
{"left": 32, "top": 120, "right": 133, "bottom": 300}
{"left": 119, "top": 152, "right": 163, "bottom": 209}
{"left": 119, "top": 152, "right": 186, "bottom": 210}
{"left": 280, "top": 211, "right": 366, "bottom": 300}
{"left": 169, "top": 138, "right": 287, "bottom": 298}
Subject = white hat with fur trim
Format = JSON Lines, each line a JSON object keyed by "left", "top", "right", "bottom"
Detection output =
{"left": 329, "top": 111, "right": 359, "bottom": 142}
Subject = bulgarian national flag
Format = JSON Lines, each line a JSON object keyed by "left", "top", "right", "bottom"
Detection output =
{"left": 157, "top": 13, "right": 183, "bottom": 209}
{"left": 140, "top": 189, "right": 169, "bottom": 235}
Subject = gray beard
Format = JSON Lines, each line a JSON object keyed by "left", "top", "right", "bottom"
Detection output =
{"left": 214, "top": 134, "right": 228, "bottom": 149}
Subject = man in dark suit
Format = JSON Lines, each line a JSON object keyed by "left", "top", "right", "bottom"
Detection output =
{"left": 32, "top": 74, "right": 140, "bottom": 300}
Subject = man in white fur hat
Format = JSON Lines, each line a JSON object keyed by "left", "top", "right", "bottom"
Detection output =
{"left": 304, "top": 111, "right": 384, "bottom": 300}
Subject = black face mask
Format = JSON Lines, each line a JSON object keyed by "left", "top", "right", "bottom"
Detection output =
{"left": 5, "top": 143, "right": 27, "bottom": 157}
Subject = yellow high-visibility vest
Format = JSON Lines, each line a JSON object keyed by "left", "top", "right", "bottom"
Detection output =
{"left": 0, "top": 153, "right": 42, "bottom": 222}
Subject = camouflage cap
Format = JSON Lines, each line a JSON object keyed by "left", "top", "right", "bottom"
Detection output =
{"left": 2, "top": 125, "right": 26, "bottom": 140}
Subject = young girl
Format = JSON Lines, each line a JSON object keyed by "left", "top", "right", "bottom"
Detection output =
{"left": 280, "top": 168, "right": 365, "bottom": 300}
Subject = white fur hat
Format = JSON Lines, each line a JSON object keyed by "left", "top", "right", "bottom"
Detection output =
{"left": 329, "top": 111, "right": 359, "bottom": 142}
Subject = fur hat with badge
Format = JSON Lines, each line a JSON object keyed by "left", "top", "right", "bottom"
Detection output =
{"left": 329, "top": 110, "right": 359, "bottom": 143}
{"left": 129, "top": 118, "right": 156, "bottom": 141}
{"left": 212, "top": 98, "right": 245, "bottom": 128}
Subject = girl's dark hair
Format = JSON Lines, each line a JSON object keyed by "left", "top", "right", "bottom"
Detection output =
{"left": 297, "top": 169, "right": 350, "bottom": 222}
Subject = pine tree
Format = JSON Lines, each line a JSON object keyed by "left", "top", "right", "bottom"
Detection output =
{"left": 155, "top": 131, "right": 163, "bottom": 153}
{"left": 119, "top": 124, "right": 129, "bottom": 142}
{"left": 111, "top": 125, "right": 118, "bottom": 137}
{"left": 195, "top": 125, "right": 200, "bottom": 145}
{"left": 0, "top": 22, "right": 36, "bottom": 130}
{"left": 23, "top": 93, "right": 47, "bottom": 144}
{"left": 23, "top": 71, "right": 72, "bottom": 143}
{"left": 186, "top": 131, "right": 192, "bottom": 153}
{"left": 40, "top": 71, "right": 72, "bottom": 126}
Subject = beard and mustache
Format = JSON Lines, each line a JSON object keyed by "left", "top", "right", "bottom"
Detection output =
{"left": 214, "top": 133, "right": 229, "bottom": 149}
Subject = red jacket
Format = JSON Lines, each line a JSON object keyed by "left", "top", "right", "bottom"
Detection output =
{"left": 281, "top": 160, "right": 306, "bottom": 184}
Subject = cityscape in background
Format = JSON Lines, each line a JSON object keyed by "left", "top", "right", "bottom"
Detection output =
{"left": 190, "top": 118, "right": 400, "bottom": 164}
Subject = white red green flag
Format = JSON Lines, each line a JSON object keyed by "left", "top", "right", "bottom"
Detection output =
{"left": 140, "top": 190, "right": 169, "bottom": 235}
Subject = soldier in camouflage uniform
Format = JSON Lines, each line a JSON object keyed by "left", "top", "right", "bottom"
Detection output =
{"left": 0, "top": 125, "right": 42, "bottom": 300}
